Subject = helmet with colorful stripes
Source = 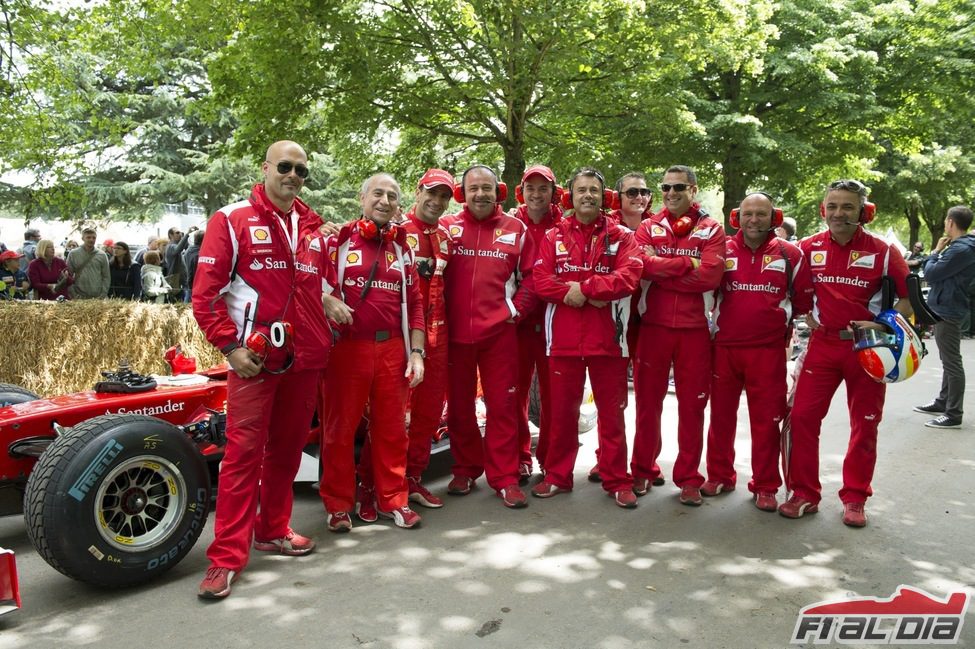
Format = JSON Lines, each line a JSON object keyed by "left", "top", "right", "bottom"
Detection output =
{"left": 852, "top": 309, "right": 925, "bottom": 383}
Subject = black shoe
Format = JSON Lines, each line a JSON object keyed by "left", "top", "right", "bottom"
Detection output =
{"left": 925, "top": 415, "right": 962, "bottom": 429}
{"left": 914, "top": 402, "right": 945, "bottom": 414}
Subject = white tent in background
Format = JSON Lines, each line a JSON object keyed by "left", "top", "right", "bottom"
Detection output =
{"left": 884, "top": 227, "right": 907, "bottom": 255}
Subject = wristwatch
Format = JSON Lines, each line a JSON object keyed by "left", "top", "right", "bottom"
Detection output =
{"left": 410, "top": 347, "right": 426, "bottom": 359}
{"left": 221, "top": 342, "right": 240, "bottom": 356}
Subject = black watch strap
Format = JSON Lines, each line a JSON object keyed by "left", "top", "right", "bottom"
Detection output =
{"left": 221, "top": 342, "right": 240, "bottom": 356}
{"left": 410, "top": 347, "right": 425, "bottom": 359}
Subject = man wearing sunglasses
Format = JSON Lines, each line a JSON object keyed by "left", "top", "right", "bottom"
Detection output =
{"left": 510, "top": 164, "right": 563, "bottom": 481}
{"left": 631, "top": 165, "right": 726, "bottom": 507}
{"left": 193, "top": 141, "right": 335, "bottom": 599}
{"left": 781, "top": 179, "right": 911, "bottom": 528}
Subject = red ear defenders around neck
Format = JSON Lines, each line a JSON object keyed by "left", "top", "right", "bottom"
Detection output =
{"left": 729, "top": 207, "right": 785, "bottom": 229}
{"left": 819, "top": 200, "right": 876, "bottom": 224}
{"left": 560, "top": 188, "right": 617, "bottom": 211}
{"left": 245, "top": 321, "right": 295, "bottom": 375}
{"left": 357, "top": 218, "right": 397, "bottom": 242}
{"left": 515, "top": 183, "right": 564, "bottom": 205}
{"left": 671, "top": 215, "right": 696, "bottom": 237}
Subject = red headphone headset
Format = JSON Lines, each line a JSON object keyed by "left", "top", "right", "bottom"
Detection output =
{"left": 515, "top": 183, "right": 563, "bottom": 205}
{"left": 357, "top": 218, "right": 397, "bottom": 242}
{"left": 729, "top": 192, "right": 785, "bottom": 229}
{"left": 560, "top": 168, "right": 617, "bottom": 211}
{"left": 819, "top": 200, "right": 876, "bottom": 224}
{"left": 453, "top": 165, "right": 508, "bottom": 204}
{"left": 819, "top": 180, "right": 876, "bottom": 224}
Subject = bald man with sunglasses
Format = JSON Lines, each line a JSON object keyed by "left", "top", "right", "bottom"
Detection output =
{"left": 193, "top": 141, "right": 335, "bottom": 599}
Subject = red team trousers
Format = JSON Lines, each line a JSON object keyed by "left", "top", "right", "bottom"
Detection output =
{"left": 546, "top": 356, "right": 631, "bottom": 492}
{"left": 706, "top": 345, "right": 786, "bottom": 494}
{"left": 207, "top": 369, "right": 320, "bottom": 571}
{"left": 321, "top": 338, "right": 409, "bottom": 513}
{"left": 447, "top": 326, "right": 520, "bottom": 491}
{"left": 787, "top": 330, "right": 886, "bottom": 505}
{"left": 632, "top": 323, "right": 710, "bottom": 488}
{"left": 516, "top": 321, "right": 551, "bottom": 470}
{"left": 359, "top": 342, "right": 447, "bottom": 483}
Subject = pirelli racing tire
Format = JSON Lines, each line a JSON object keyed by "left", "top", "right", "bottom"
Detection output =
{"left": 24, "top": 414, "right": 210, "bottom": 587}
{"left": 0, "top": 382, "right": 40, "bottom": 408}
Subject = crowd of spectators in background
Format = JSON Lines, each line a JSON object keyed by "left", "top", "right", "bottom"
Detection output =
{"left": 0, "top": 225, "right": 203, "bottom": 302}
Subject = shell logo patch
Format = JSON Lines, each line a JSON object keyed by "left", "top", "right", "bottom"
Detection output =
{"left": 556, "top": 241, "right": 568, "bottom": 255}
{"left": 406, "top": 234, "right": 419, "bottom": 251}
{"left": 449, "top": 225, "right": 463, "bottom": 238}
{"left": 725, "top": 258, "right": 738, "bottom": 271}
{"left": 346, "top": 251, "right": 362, "bottom": 266}
{"left": 651, "top": 225, "right": 666, "bottom": 237}
{"left": 762, "top": 255, "right": 787, "bottom": 273}
{"left": 849, "top": 251, "right": 876, "bottom": 269}
{"left": 810, "top": 251, "right": 828, "bottom": 266}
{"left": 249, "top": 227, "right": 271, "bottom": 244}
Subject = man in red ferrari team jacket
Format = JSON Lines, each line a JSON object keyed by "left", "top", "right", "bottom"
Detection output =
{"left": 780, "top": 180, "right": 911, "bottom": 528}
{"left": 510, "top": 164, "right": 563, "bottom": 481}
{"left": 704, "top": 192, "right": 813, "bottom": 512}
{"left": 632, "top": 165, "right": 726, "bottom": 506}
{"left": 352, "top": 168, "right": 454, "bottom": 518}
{"left": 440, "top": 165, "right": 537, "bottom": 508}
{"left": 531, "top": 167, "right": 642, "bottom": 508}
{"left": 193, "top": 141, "right": 334, "bottom": 599}
{"left": 319, "top": 173, "right": 426, "bottom": 531}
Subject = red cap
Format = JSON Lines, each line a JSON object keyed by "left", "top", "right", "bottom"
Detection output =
{"left": 0, "top": 250, "right": 24, "bottom": 262}
{"left": 103, "top": 239, "right": 114, "bottom": 247}
{"left": 418, "top": 168, "right": 454, "bottom": 191}
{"left": 521, "top": 164, "right": 555, "bottom": 184}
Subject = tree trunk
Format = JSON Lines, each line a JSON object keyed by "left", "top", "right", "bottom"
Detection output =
{"left": 720, "top": 147, "right": 749, "bottom": 234}
{"left": 904, "top": 204, "right": 920, "bottom": 248}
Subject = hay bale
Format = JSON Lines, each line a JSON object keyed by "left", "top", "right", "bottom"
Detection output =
{"left": 0, "top": 300, "right": 224, "bottom": 396}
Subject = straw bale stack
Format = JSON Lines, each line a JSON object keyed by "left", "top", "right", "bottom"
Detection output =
{"left": 0, "top": 300, "right": 223, "bottom": 396}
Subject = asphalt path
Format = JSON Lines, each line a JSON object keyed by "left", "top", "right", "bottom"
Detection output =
{"left": 1, "top": 339, "right": 973, "bottom": 649}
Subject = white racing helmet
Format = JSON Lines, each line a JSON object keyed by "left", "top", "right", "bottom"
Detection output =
{"left": 852, "top": 309, "right": 925, "bottom": 383}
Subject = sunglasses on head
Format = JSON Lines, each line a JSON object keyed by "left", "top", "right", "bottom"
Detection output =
{"left": 272, "top": 161, "right": 309, "bottom": 179}
{"left": 623, "top": 187, "right": 652, "bottom": 198}
{"left": 661, "top": 183, "right": 690, "bottom": 193}
{"left": 828, "top": 179, "right": 865, "bottom": 192}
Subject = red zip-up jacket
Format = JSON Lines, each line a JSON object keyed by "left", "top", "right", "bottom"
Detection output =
{"left": 326, "top": 221, "right": 424, "bottom": 354}
{"left": 634, "top": 204, "right": 726, "bottom": 329}
{"left": 512, "top": 204, "right": 562, "bottom": 331}
{"left": 534, "top": 213, "right": 642, "bottom": 357}
{"left": 402, "top": 208, "right": 449, "bottom": 348}
{"left": 192, "top": 183, "right": 334, "bottom": 371}
{"left": 712, "top": 231, "right": 814, "bottom": 347}
{"left": 440, "top": 204, "right": 537, "bottom": 344}
{"left": 800, "top": 227, "right": 909, "bottom": 332}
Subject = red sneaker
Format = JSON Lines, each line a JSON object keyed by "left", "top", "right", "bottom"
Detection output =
{"left": 198, "top": 567, "right": 239, "bottom": 599}
{"left": 701, "top": 480, "right": 734, "bottom": 497}
{"left": 356, "top": 484, "right": 378, "bottom": 522}
{"left": 842, "top": 502, "right": 868, "bottom": 528}
{"left": 327, "top": 511, "right": 353, "bottom": 533}
{"left": 753, "top": 492, "right": 778, "bottom": 512}
{"left": 518, "top": 463, "right": 533, "bottom": 485}
{"left": 778, "top": 495, "right": 819, "bottom": 519}
{"left": 378, "top": 505, "right": 422, "bottom": 529}
{"left": 613, "top": 490, "right": 638, "bottom": 509}
{"left": 531, "top": 481, "right": 569, "bottom": 498}
{"left": 588, "top": 464, "right": 602, "bottom": 483}
{"left": 447, "top": 475, "right": 475, "bottom": 495}
{"left": 498, "top": 484, "right": 528, "bottom": 508}
{"left": 408, "top": 477, "right": 444, "bottom": 508}
{"left": 254, "top": 529, "right": 316, "bottom": 556}
{"left": 679, "top": 485, "right": 703, "bottom": 506}
{"left": 632, "top": 477, "right": 650, "bottom": 497}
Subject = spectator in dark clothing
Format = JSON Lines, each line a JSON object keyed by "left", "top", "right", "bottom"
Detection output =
{"left": 906, "top": 241, "right": 928, "bottom": 271}
{"left": 108, "top": 241, "right": 142, "bottom": 300}
{"left": 19, "top": 228, "right": 41, "bottom": 272}
{"left": 134, "top": 234, "right": 157, "bottom": 265}
{"left": 0, "top": 250, "right": 30, "bottom": 299}
{"left": 163, "top": 227, "right": 198, "bottom": 300}
{"left": 182, "top": 229, "right": 204, "bottom": 302}
{"left": 914, "top": 206, "right": 975, "bottom": 429}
